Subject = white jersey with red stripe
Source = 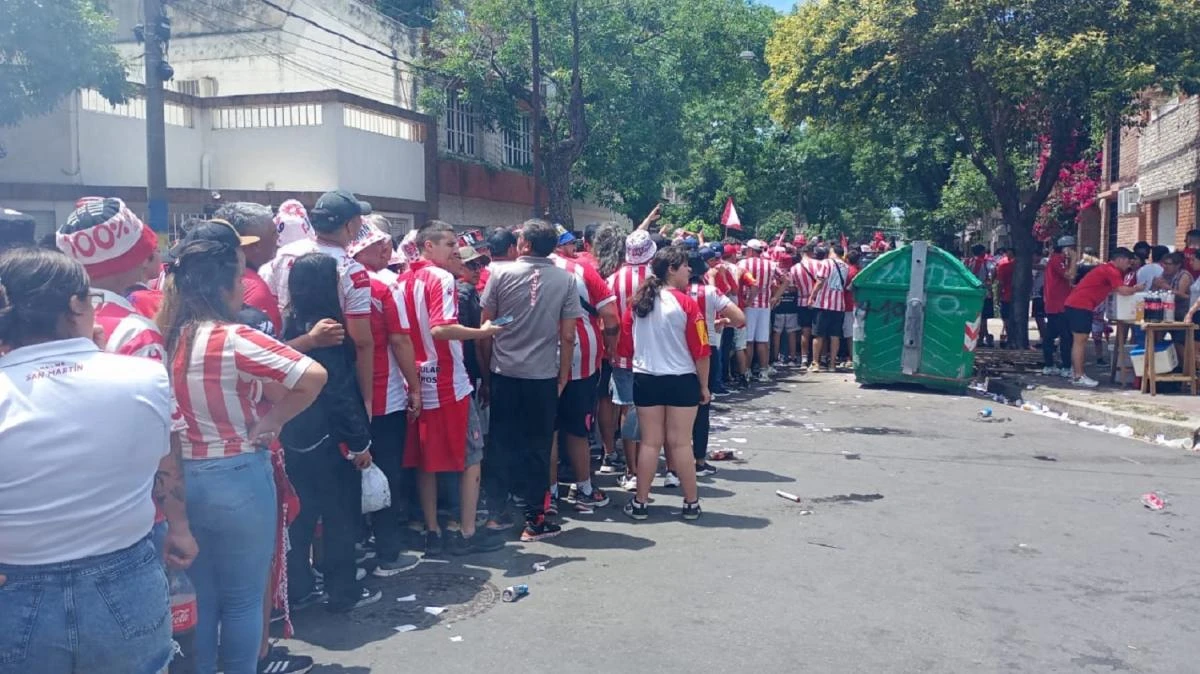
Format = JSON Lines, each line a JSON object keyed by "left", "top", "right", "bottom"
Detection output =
{"left": 260, "top": 239, "right": 372, "bottom": 318}
{"left": 737, "top": 256, "right": 781, "bottom": 309}
{"left": 811, "top": 258, "right": 849, "bottom": 312}
{"left": 789, "top": 257, "right": 819, "bottom": 308}
{"left": 553, "top": 254, "right": 615, "bottom": 380}
{"left": 392, "top": 259, "right": 473, "bottom": 409}
{"left": 617, "top": 288, "right": 711, "bottom": 376}
{"left": 687, "top": 282, "right": 732, "bottom": 339}
{"left": 368, "top": 272, "right": 408, "bottom": 417}
{"left": 605, "top": 263, "right": 651, "bottom": 369}
{"left": 172, "top": 322, "right": 314, "bottom": 460}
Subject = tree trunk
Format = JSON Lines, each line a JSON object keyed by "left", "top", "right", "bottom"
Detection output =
{"left": 545, "top": 152, "right": 574, "bottom": 226}
{"left": 1006, "top": 210, "right": 1037, "bottom": 350}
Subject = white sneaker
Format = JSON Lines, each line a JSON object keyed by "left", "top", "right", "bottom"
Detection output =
{"left": 618, "top": 474, "right": 638, "bottom": 491}
{"left": 663, "top": 471, "right": 681, "bottom": 488}
{"left": 757, "top": 371, "right": 771, "bottom": 383}
{"left": 766, "top": 366, "right": 778, "bottom": 377}
{"left": 1071, "top": 375, "right": 1099, "bottom": 388}
{"left": 1041, "top": 366, "right": 1057, "bottom": 376}
{"left": 1059, "top": 368, "right": 1073, "bottom": 378}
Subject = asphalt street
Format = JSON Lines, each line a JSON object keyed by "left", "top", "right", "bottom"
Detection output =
{"left": 281, "top": 369, "right": 1200, "bottom": 674}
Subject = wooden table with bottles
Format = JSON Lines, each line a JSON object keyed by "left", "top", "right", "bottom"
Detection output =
{"left": 1134, "top": 321, "right": 1197, "bottom": 396}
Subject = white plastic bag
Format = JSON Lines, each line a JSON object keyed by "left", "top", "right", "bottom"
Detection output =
{"left": 361, "top": 463, "right": 391, "bottom": 513}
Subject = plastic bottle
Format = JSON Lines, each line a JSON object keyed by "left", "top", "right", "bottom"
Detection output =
{"left": 168, "top": 571, "right": 197, "bottom": 674}
{"left": 1163, "top": 290, "right": 1175, "bottom": 321}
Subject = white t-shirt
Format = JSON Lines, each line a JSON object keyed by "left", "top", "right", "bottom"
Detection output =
{"left": 1136, "top": 263, "right": 1164, "bottom": 288}
{"left": 0, "top": 338, "right": 172, "bottom": 565}
{"left": 260, "top": 239, "right": 373, "bottom": 318}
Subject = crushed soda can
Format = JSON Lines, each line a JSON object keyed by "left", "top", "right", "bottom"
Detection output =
{"left": 1141, "top": 492, "right": 1166, "bottom": 511}
{"left": 502, "top": 584, "right": 529, "bottom": 602}
{"left": 708, "top": 449, "right": 740, "bottom": 461}
{"left": 979, "top": 408, "right": 993, "bottom": 418}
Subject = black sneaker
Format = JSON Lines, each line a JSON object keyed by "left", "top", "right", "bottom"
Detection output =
{"left": 695, "top": 463, "right": 718, "bottom": 477}
{"left": 372, "top": 553, "right": 421, "bottom": 577}
{"left": 521, "top": 516, "right": 562, "bottom": 542}
{"left": 327, "top": 586, "right": 383, "bottom": 613}
{"left": 599, "top": 453, "right": 626, "bottom": 474}
{"left": 485, "top": 510, "right": 518, "bottom": 531}
{"left": 623, "top": 498, "right": 649, "bottom": 521}
{"left": 571, "top": 486, "right": 610, "bottom": 513}
{"left": 682, "top": 500, "right": 702, "bottom": 521}
{"left": 546, "top": 496, "right": 559, "bottom": 517}
{"left": 288, "top": 589, "right": 325, "bottom": 612}
{"left": 258, "top": 648, "right": 314, "bottom": 674}
{"left": 424, "top": 530, "right": 445, "bottom": 557}
{"left": 447, "top": 530, "right": 507, "bottom": 555}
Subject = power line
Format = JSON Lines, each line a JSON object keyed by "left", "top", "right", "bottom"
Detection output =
{"left": 255, "top": 0, "right": 432, "bottom": 72}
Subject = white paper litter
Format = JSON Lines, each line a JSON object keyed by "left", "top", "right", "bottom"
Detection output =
{"left": 394, "top": 625, "right": 418, "bottom": 633}
{"left": 396, "top": 594, "right": 416, "bottom": 602}
{"left": 450, "top": 636, "right": 464, "bottom": 642}
{"left": 424, "top": 606, "right": 446, "bottom": 616}
{"left": 730, "top": 438, "right": 747, "bottom": 443}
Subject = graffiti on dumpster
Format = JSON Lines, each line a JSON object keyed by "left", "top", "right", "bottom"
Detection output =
{"left": 859, "top": 295, "right": 965, "bottom": 322}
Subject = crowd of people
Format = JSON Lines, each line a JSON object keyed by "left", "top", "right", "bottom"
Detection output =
{"left": 965, "top": 232, "right": 1200, "bottom": 389}
{"left": 0, "top": 195, "right": 873, "bottom": 674}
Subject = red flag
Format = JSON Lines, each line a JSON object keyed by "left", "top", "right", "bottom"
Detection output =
{"left": 774, "top": 226, "right": 789, "bottom": 247}
{"left": 720, "top": 198, "right": 743, "bottom": 231}
{"left": 840, "top": 233, "right": 849, "bottom": 251}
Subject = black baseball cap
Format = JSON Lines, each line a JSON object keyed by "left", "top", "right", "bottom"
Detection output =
{"left": 171, "top": 219, "right": 258, "bottom": 259}
{"left": 311, "top": 190, "right": 371, "bottom": 232}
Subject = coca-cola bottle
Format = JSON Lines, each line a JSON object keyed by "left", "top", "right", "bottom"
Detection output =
{"left": 168, "top": 570, "right": 197, "bottom": 674}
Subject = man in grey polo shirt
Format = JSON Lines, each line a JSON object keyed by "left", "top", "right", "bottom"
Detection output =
{"left": 479, "top": 219, "right": 584, "bottom": 542}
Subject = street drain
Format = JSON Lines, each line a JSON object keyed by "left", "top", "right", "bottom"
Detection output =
{"left": 351, "top": 571, "right": 500, "bottom": 629}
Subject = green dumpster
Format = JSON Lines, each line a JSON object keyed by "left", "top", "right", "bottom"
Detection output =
{"left": 851, "top": 242, "right": 985, "bottom": 393}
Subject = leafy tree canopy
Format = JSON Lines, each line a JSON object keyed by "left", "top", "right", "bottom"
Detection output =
{"left": 0, "top": 0, "right": 127, "bottom": 127}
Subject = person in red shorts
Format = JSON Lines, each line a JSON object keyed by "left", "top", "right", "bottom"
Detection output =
{"left": 392, "top": 221, "right": 504, "bottom": 556}
{"left": 1064, "top": 247, "right": 1143, "bottom": 388}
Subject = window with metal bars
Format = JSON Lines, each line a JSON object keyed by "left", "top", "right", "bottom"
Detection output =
{"left": 502, "top": 115, "right": 531, "bottom": 169}
{"left": 444, "top": 90, "right": 477, "bottom": 156}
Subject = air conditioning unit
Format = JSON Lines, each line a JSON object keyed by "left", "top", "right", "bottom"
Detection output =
{"left": 1118, "top": 185, "right": 1141, "bottom": 216}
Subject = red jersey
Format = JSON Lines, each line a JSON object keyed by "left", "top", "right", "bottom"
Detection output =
{"left": 368, "top": 273, "right": 408, "bottom": 417}
{"left": 606, "top": 263, "right": 651, "bottom": 370}
{"left": 574, "top": 250, "right": 600, "bottom": 272}
{"left": 688, "top": 282, "right": 732, "bottom": 339}
{"left": 995, "top": 257, "right": 1015, "bottom": 302}
{"left": 789, "top": 257, "right": 819, "bottom": 308}
{"left": 553, "top": 254, "right": 616, "bottom": 380}
{"left": 844, "top": 264, "right": 860, "bottom": 311}
{"left": 242, "top": 268, "right": 282, "bottom": 332}
{"left": 1065, "top": 263, "right": 1125, "bottom": 311}
{"left": 737, "top": 256, "right": 781, "bottom": 309}
{"left": 617, "top": 288, "right": 711, "bottom": 376}
{"left": 127, "top": 288, "right": 163, "bottom": 320}
{"left": 1043, "top": 253, "right": 1071, "bottom": 314}
{"left": 706, "top": 263, "right": 737, "bottom": 298}
{"left": 965, "top": 255, "right": 995, "bottom": 298}
{"left": 811, "top": 259, "right": 848, "bottom": 312}
{"left": 393, "top": 259, "right": 472, "bottom": 409}
{"left": 172, "top": 322, "right": 313, "bottom": 460}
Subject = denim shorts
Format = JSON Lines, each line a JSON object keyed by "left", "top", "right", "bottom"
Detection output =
{"left": 0, "top": 536, "right": 172, "bottom": 674}
{"left": 610, "top": 367, "right": 635, "bottom": 406}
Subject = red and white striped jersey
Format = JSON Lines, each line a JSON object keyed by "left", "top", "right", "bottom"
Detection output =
{"left": 737, "top": 256, "right": 782, "bottom": 309}
{"left": 811, "top": 258, "right": 849, "bottom": 312}
{"left": 368, "top": 273, "right": 408, "bottom": 417}
{"left": 553, "top": 254, "right": 616, "bottom": 380}
{"left": 789, "top": 257, "right": 819, "bottom": 308}
{"left": 392, "top": 259, "right": 473, "bottom": 409}
{"left": 606, "top": 263, "right": 651, "bottom": 370}
{"left": 687, "top": 282, "right": 732, "bottom": 341}
{"left": 171, "top": 322, "right": 314, "bottom": 460}
{"left": 93, "top": 289, "right": 167, "bottom": 361}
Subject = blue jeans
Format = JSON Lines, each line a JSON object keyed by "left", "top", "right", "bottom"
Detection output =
{"left": 709, "top": 344, "right": 725, "bottom": 391}
{"left": 184, "top": 451, "right": 277, "bottom": 674}
{"left": 0, "top": 536, "right": 171, "bottom": 674}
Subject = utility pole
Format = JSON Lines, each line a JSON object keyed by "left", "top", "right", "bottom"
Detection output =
{"left": 144, "top": 0, "right": 169, "bottom": 234}
{"left": 529, "top": 0, "right": 542, "bottom": 219}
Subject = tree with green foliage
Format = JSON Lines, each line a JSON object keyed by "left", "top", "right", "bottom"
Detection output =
{"left": 766, "top": 0, "right": 1200, "bottom": 347}
{"left": 421, "top": 0, "right": 776, "bottom": 227}
{"left": 1, "top": 0, "right": 127, "bottom": 127}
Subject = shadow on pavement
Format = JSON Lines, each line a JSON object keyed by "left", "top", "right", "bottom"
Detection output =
{"left": 542, "top": 526, "right": 657, "bottom": 551}
{"left": 709, "top": 467, "right": 796, "bottom": 484}
{"left": 312, "top": 666, "right": 372, "bottom": 674}
{"left": 695, "top": 484, "right": 737, "bottom": 499}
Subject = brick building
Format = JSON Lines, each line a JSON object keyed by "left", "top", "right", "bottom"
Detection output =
{"left": 1097, "top": 95, "right": 1200, "bottom": 257}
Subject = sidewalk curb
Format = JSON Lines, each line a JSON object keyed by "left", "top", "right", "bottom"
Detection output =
{"left": 1025, "top": 392, "right": 1199, "bottom": 442}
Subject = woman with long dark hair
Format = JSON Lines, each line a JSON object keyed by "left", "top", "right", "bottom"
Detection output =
{"left": 618, "top": 245, "right": 711, "bottom": 521}
{"left": 280, "top": 253, "right": 382, "bottom": 613}
{"left": 158, "top": 239, "right": 326, "bottom": 674}
{"left": 0, "top": 248, "right": 174, "bottom": 674}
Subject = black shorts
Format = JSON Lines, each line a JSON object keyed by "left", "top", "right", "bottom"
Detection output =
{"left": 598, "top": 360, "right": 612, "bottom": 402}
{"left": 796, "top": 306, "right": 817, "bottom": 329}
{"left": 813, "top": 309, "right": 845, "bottom": 338}
{"left": 1000, "top": 301, "right": 1013, "bottom": 322}
{"left": 633, "top": 372, "right": 700, "bottom": 408}
{"left": 1065, "top": 306, "right": 1093, "bottom": 335}
{"left": 556, "top": 372, "right": 600, "bottom": 437}
{"left": 981, "top": 298, "right": 995, "bottom": 320}
{"left": 1032, "top": 297, "right": 1045, "bottom": 318}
